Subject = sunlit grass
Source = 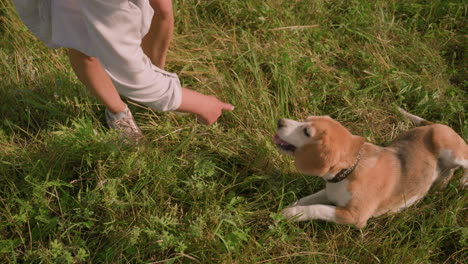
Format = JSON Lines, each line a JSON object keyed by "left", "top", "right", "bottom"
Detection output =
{"left": 1, "top": 0, "right": 466, "bottom": 263}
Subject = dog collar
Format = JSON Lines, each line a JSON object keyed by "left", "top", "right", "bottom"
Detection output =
{"left": 327, "top": 148, "right": 362, "bottom": 183}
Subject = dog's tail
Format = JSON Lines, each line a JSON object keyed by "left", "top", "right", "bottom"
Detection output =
{"left": 398, "top": 107, "right": 433, "bottom": 126}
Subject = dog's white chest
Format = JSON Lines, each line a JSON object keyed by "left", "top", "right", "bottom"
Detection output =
{"left": 326, "top": 180, "right": 352, "bottom": 206}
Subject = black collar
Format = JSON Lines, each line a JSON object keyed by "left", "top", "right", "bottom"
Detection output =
{"left": 327, "top": 149, "right": 363, "bottom": 183}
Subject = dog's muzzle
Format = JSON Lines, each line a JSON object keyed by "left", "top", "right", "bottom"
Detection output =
{"left": 273, "top": 134, "right": 297, "bottom": 152}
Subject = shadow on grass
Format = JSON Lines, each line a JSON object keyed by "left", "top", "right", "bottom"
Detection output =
{"left": 0, "top": 73, "right": 105, "bottom": 138}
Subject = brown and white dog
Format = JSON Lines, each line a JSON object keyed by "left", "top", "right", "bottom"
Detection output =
{"left": 274, "top": 108, "right": 467, "bottom": 228}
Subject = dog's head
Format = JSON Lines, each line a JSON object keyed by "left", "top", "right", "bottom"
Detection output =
{"left": 274, "top": 116, "right": 365, "bottom": 177}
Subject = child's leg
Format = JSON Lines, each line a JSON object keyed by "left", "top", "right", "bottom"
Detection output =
{"left": 141, "top": 0, "right": 174, "bottom": 69}
{"left": 67, "top": 48, "right": 126, "bottom": 114}
{"left": 140, "top": 0, "right": 235, "bottom": 124}
{"left": 67, "top": 48, "right": 143, "bottom": 138}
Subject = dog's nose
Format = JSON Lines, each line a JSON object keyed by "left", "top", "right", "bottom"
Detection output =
{"left": 277, "top": 119, "right": 285, "bottom": 129}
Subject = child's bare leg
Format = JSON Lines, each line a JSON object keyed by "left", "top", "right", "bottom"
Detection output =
{"left": 141, "top": 0, "right": 234, "bottom": 125}
{"left": 67, "top": 48, "right": 126, "bottom": 114}
{"left": 177, "top": 88, "right": 234, "bottom": 125}
{"left": 142, "top": 0, "right": 174, "bottom": 69}
{"left": 67, "top": 49, "right": 142, "bottom": 138}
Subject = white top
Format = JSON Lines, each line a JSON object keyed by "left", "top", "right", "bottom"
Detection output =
{"left": 12, "top": 0, "right": 182, "bottom": 111}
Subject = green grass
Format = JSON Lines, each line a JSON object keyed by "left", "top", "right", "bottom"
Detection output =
{"left": 1, "top": 0, "right": 467, "bottom": 263}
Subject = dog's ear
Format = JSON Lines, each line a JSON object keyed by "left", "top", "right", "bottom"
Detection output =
{"left": 294, "top": 122, "right": 365, "bottom": 176}
{"left": 294, "top": 130, "right": 338, "bottom": 176}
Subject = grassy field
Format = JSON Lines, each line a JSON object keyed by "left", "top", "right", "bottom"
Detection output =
{"left": 1, "top": 0, "right": 467, "bottom": 263}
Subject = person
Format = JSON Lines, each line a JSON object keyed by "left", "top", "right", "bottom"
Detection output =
{"left": 12, "top": 0, "right": 234, "bottom": 139}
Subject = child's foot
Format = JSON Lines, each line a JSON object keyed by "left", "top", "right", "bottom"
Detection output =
{"left": 105, "top": 106, "right": 144, "bottom": 140}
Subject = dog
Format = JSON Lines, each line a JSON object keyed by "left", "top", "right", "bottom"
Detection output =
{"left": 274, "top": 108, "right": 467, "bottom": 228}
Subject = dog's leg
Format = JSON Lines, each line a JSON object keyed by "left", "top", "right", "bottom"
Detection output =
{"left": 282, "top": 204, "right": 338, "bottom": 223}
{"left": 429, "top": 123, "right": 468, "bottom": 189}
{"left": 294, "top": 189, "right": 331, "bottom": 206}
{"left": 447, "top": 159, "right": 467, "bottom": 189}
{"left": 438, "top": 148, "right": 468, "bottom": 189}
{"left": 434, "top": 167, "right": 456, "bottom": 189}
{"left": 456, "top": 147, "right": 468, "bottom": 188}
{"left": 461, "top": 169, "right": 468, "bottom": 188}
{"left": 456, "top": 159, "right": 468, "bottom": 188}
{"left": 282, "top": 203, "right": 376, "bottom": 228}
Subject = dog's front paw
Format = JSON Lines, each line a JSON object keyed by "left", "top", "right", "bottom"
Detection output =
{"left": 282, "top": 206, "right": 303, "bottom": 221}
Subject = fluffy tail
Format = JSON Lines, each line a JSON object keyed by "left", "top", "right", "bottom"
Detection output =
{"left": 398, "top": 107, "right": 433, "bottom": 126}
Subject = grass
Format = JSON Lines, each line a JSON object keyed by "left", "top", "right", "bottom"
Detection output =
{"left": 0, "top": 0, "right": 467, "bottom": 263}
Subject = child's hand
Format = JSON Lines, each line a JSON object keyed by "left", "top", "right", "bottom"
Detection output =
{"left": 196, "top": 95, "right": 234, "bottom": 125}
{"left": 177, "top": 88, "right": 234, "bottom": 125}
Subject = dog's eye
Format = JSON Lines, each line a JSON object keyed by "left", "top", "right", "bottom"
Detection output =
{"left": 303, "top": 127, "right": 310, "bottom": 137}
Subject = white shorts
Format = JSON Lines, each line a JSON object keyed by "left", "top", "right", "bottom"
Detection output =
{"left": 12, "top": 0, "right": 182, "bottom": 112}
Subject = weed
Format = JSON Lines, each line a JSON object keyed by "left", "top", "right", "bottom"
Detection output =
{"left": 0, "top": 0, "right": 466, "bottom": 263}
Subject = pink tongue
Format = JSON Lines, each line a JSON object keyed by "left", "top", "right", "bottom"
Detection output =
{"left": 273, "top": 134, "right": 289, "bottom": 145}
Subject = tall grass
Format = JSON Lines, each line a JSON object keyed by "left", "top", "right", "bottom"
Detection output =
{"left": 1, "top": 0, "right": 466, "bottom": 263}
